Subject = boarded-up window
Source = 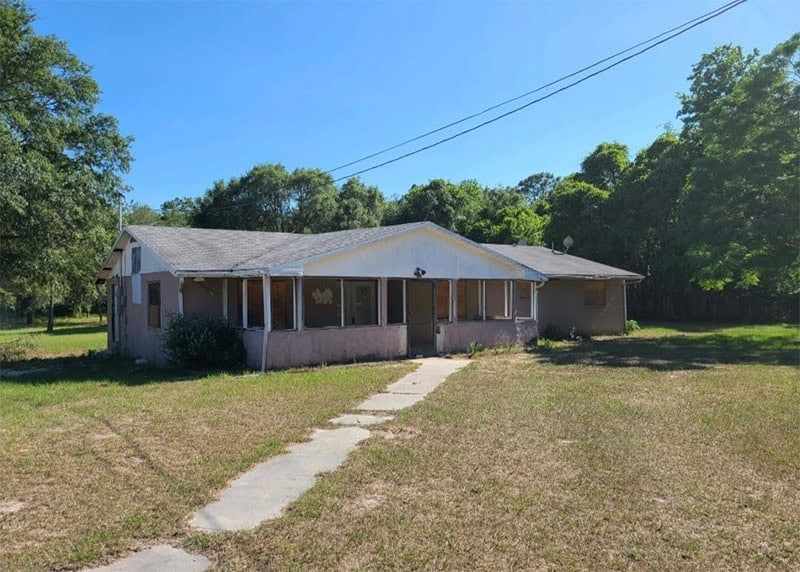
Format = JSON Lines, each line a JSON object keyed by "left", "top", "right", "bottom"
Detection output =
{"left": 485, "top": 280, "right": 510, "bottom": 319}
{"left": 271, "top": 278, "right": 294, "bottom": 330}
{"left": 457, "top": 280, "right": 481, "bottom": 320}
{"left": 305, "top": 278, "right": 341, "bottom": 328}
{"left": 344, "top": 280, "right": 378, "bottom": 326}
{"left": 131, "top": 246, "right": 141, "bottom": 274}
{"left": 147, "top": 282, "right": 160, "bottom": 328}
{"left": 435, "top": 280, "right": 450, "bottom": 322}
{"left": 247, "top": 279, "right": 264, "bottom": 328}
{"left": 584, "top": 281, "right": 606, "bottom": 306}
{"left": 387, "top": 280, "right": 404, "bottom": 324}
{"left": 516, "top": 281, "right": 532, "bottom": 318}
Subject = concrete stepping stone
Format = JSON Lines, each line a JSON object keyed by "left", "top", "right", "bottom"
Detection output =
{"left": 84, "top": 544, "right": 209, "bottom": 572}
{"left": 330, "top": 413, "right": 394, "bottom": 426}
{"left": 190, "top": 426, "right": 370, "bottom": 532}
{"left": 357, "top": 392, "right": 426, "bottom": 411}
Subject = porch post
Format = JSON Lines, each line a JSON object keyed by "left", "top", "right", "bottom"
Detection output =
{"left": 178, "top": 277, "right": 184, "bottom": 315}
{"left": 296, "top": 277, "right": 304, "bottom": 331}
{"left": 623, "top": 282, "right": 628, "bottom": 322}
{"left": 530, "top": 282, "right": 534, "bottom": 320}
{"left": 222, "top": 279, "right": 228, "bottom": 320}
{"left": 481, "top": 280, "right": 486, "bottom": 320}
{"left": 242, "top": 279, "right": 248, "bottom": 329}
{"left": 451, "top": 280, "right": 457, "bottom": 323}
{"left": 379, "top": 278, "right": 388, "bottom": 326}
{"left": 261, "top": 275, "right": 271, "bottom": 372}
{"left": 339, "top": 279, "right": 345, "bottom": 327}
{"left": 533, "top": 283, "right": 539, "bottom": 321}
{"left": 504, "top": 280, "right": 509, "bottom": 318}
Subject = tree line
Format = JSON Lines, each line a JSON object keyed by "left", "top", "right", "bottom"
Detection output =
{"left": 2, "top": 0, "right": 797, "bottom": 325}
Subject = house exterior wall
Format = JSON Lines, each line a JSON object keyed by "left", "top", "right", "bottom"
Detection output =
{"left": 114, "top": 271, "right": 180, "bottom": 364}
{"left": 538, "top": 279, "right": 626, "bottom": 335}
{"left": 240, "top": 325, "right": 408, "bottom": 370}
{"left": 436, "top": 319, "right": 538, "bottom": 354}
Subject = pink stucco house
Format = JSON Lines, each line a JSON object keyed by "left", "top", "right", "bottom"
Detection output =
{"left": 95, "top": 222, "right": 641, "bottom": 370}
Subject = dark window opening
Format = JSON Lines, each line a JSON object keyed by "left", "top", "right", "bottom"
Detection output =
{"left": 247, "top": 279, "right": 264, "bottom": 328}
{"left": 344, "top": 280, "right": 378, "bottom": 326}
{"left": 304, "top": 278, "right": 341, "bottom": 328}
{"left": 436, "top": 280, "right": 450, "bottom": 322}
{"left": 457, "top": 280, "right": 481, "bottom": 320}
{"left": 147, "top": 282, "right": 160, "bottom": 328}
{"left": 387, "top": 280, "right": 404, "bottom": 324}
{"left": 271, "top": 278, "right": 294, "bottom": 330}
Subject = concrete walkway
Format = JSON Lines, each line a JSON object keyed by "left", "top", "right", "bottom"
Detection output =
{"left": 86, "top": 357, "right": 469, "bottom": 571}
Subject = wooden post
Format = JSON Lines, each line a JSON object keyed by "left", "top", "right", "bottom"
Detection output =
{"left": 481, "top": 280, "right": 486, "bottom": 320}
{"left": 339, "top": 279, "right": 345, "bottom": 327}
{"left": 296, "top": 277, "right": 304, "bottom": 331}
{"left": 261, "top": 275, "right": 271, "bottom": 372}
{"left": 178, "top": 277, "right": 184, "bottom": 315}
{"left": 222, "top": 279, "right": 228, "bottom": 320}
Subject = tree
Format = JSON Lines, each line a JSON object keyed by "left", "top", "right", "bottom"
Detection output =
{"left": 0, "top": 1, "right": 132, "bottom": 330}
{"left": 577, "top": 142, "right": 630, "bottom": 191}
{"left": 680, "top": 34, "right": 800, "bottom": 295}
{"left": 516, "top": 172, "right": 561, "bottom": 202}
{"left": 288, "top": 168, "right": 338, "bottom": 233}
{"left": 543, "top": 178, "right": 610, "bottom": 258}
{"left": 192, "top": 164, "right": 292, "bottom": 231}
{"left": 466, "top": 187, "right": 546, "bottom": 245}
{"left": 336, "top": 178, "right": 384, "bottom": 230}
{"left": 125, "top": 202, "right": 161, "bottom": 225}
{"left": 395, "top": 179, "right": 483, "bottom": 234}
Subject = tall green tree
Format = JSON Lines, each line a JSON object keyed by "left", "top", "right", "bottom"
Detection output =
{"left": 577, "top": 142, "right": 630, "bottom": 191}
{"left": 516, "top": 172, "right": 561, "bottom": 202}
{"left": 680, "top": 34, "right": 800, "bottom": 294}
{"left": 336, "top": 177, "right": 384, "bottom": 230}
{"left": 543, "top": 178, "right": 610, "bottom": 257}
{"left": 288, "top": 168, "right": 338, "bottom": 233}
{"left": 0, "top": 0, "right": 132, "bottom": 329}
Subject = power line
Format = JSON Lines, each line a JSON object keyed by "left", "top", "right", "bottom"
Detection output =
{"left": 331, "top": 0, "right": 748, "bottom": 183}
{"left": 152, "top": 0, "right": 746, "bottom": 216}
{"left": 325, "top": 0, "right": 746, "bottom": 174}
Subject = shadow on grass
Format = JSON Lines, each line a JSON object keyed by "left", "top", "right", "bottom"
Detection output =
{"left": 531, "top": 329, "right": 800, "bottom": 371}
{"left": 0, "top": 354, "right": 220, "bottom": 386}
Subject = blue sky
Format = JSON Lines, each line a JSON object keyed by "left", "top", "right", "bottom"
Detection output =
{"left": 31, "top": 0, "right": 798, "bottom": 207}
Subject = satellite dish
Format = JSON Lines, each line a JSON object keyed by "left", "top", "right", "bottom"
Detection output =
{"left": 563, "top": 235, "right": 574, "bottom": 253}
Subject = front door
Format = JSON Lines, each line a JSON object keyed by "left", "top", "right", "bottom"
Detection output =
{"left": 407, "top": 280, "right": 436, "bottom": 357}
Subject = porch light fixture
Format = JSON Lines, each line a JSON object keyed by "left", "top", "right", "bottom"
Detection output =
{"left": 414, "top": 267, "right": 426, "bottom": 279}
{"left": 193, "top": 277, "right": 205, "bottom": 282}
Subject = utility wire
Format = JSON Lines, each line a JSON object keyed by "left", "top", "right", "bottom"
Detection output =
{"left": 325, "top": 0, "right": 746, "bottom": 174}
{"left": 331, "top": 0, "right": 748, "bottom": 183}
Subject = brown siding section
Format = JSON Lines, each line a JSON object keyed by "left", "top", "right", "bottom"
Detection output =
{"left": 538, "top": 279, "right": 626, "bottom": 335}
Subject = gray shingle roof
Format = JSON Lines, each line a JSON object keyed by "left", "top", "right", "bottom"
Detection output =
{"left": 483, "top": 244, "right": 643, "bottom": 280}
{"left": 127, "top": 222, "right": 428, "bottom": 273}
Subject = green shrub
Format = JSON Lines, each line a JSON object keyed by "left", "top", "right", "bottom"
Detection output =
{"left": 0, "top": 336, "right": 35, "bottom": 362}
{"left": 625, "top": 319, "right": 641, "bottom": 335}
{"left": 162, "top": 315, "right": 246, "bottom": 370}
{"left": 536, "top": 338, "right": 555, "bottom": 351}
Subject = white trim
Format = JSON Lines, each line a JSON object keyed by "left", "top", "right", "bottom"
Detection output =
{"left": 533, "top": 282, "right": 540, "bottom": 321}
{"left": 339, "top": 279, "right": 345, "bottom": 328}
{"left": 261, "top": 275, "right": 271, "bottom": 372}
{"left": 623, "top": 283, "right": 628, "bottom": 322}
{"left": 242, "top": 279, "right": 248, "bottom": 329}
{"left": 178, "top": 277, "right": 184, "bottom": 315}
{"left": 481, "top": 280, "right": 486, "bottom": 320}
{"left": 296, "top": 277, "right": 304, "bottom": 331}
{"left": 222, "top": 279, "right": 228, "bottom": 320}
{"left": 530, "top": 282, "right": 535, "bottom": 320}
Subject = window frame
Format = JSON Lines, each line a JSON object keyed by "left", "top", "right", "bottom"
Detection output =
{"left": 303, "top": 278, "right": 344, "bottom": 330}
{"left": 147, "top": 281, "right": 161, "bottom": 329}
{"left": 457, "top": 279, "right": 482, "bottom": 321}
{"left": 435, "top": 279, "right": 451, "bottom": 323}
{"left": 584, "top": 280, "right": 606, "bottom": 307}
{"left": 343, "top": 279, "right": 379, "bottom": 327}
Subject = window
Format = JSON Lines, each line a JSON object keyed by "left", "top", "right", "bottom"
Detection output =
{"left": 304, "top": 278, "right": 341, "bottom": 328}
{"left": 457, "top": 280, "right": 481, "bottom": 320}
{"left": 344, "top": 280, "right": 378, "bottom": 326}
{"left": 387, "top": 280, "right": 405, "bottom": 324}
{"left": 271, "top": 278, "right": 294, "bottom": 330}
{"left": 147, "top": 282, "right": 161, "bottom": 328}
{"left": 516, "top": 281, "right": 532, "bottom": 318}
{"left": 131, "top": 247, "right": 141, "bottom": 274}
{"left": 485, "top": 280, "right": 511, "bottom": 319}
{"left": 584, "top": 281, "right": 606, "bottom": 306}
{"left": 247, "top": 279, "right": 264, "bottom": 328}
{"left": 435, "top": 280, "right": 450, "bottom": 322}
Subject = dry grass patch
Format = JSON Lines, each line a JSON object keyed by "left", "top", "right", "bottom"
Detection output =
{"left": 195, "top": 325, "right": 799, "bottom": 571}
{"left": 0, "top": 358, "right": 414, "bottom": 571}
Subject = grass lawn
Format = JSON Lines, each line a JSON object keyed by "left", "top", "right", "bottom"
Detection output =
{"left": 0, "top": 317, "right": 107, "bottom": 358}
{"left": 188, "top": 323, "right": 799, "bottom": 571}
{"left": 0, "top": 357, "right": 415, "bottom": 571}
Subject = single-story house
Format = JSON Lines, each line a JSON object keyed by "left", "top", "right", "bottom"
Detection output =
{"left": 95, "top": 222, "right": 641, "bottom": 370}
{"left": 483, "top": 244, "right": 643, "bottom": 336}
